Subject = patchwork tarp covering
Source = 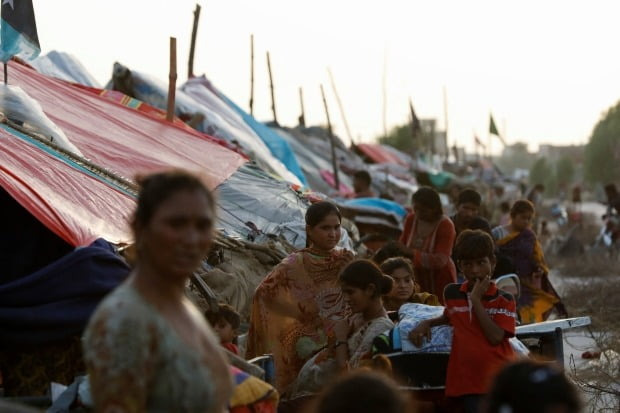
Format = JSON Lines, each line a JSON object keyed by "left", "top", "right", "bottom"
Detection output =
{"left": 181, "top": 75, "right": 302, "bottom": 185}
{"left": 214, "top": 90, "right": 307, "bottom": 186}
{"left": 216, "top": 164, "right": 309, "bottom": 248}
{"left": 355, "top": 143, "right": 410, "bottom": 168}
{"left": 31, "top": 50, "right": 101, "bottom": 88}
{"left": 0, "top": 238, "right": 130, "bottom": 347}
{"left": 105, "top": 63, "right": 301, "bottom": 185}
{"left": 8, "top": 60, "right": 246, "bottom": 190}
{"left": 0, "top": 126, "right": 134, "bottom": 246}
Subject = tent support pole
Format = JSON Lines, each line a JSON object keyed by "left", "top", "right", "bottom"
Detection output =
{"left": 166, "top": 37, "right": 177, "bottom": 122}
{"left": 187, "top": 4, "right": 201, "bottom": 79}
{"left": 249, "top": 34, "right": 254, "bottom": 116}
{"left": 266, "top": 51, "right": 278, "bottom": 125}
{"left": 320, "top": 84, "right": 340, "bottom": 191}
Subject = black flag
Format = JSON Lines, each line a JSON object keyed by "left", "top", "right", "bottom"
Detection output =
{"left": 1, "top": 0, "right": 40, "bottom": 62}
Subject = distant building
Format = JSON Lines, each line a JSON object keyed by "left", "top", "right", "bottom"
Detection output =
{"left": 537, "top": 144, "right": 584, "bottom": 164}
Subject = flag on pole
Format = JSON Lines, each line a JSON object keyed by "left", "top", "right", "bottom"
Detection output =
{"left": 409, "top": 98, "right": 421, "bottom": 137}
{"left": 489, "top": 113, "right": 506, "bottom": 145}
{"left": 0, "top": 0, "right": 40, "bottom": 62}
{"left": 474, "top": 134, "right": 486, "bottom": 149}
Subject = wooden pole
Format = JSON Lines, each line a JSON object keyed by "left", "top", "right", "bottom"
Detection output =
{"left": 187, "top": 4, "right": 201, "bottom": 79}
{"left": 382, "top": 49, "right": 388, "bottom": 138}
{"left": 249, "top": 34, "right": 255, "bottom": 116}
{"left": 320, "top": 84, "right": 340, "bottom": 191}
{"left": 266, "top": 51, "right": 278, "bottom": 125}
{"left": 443, "top": 85, "right": 449, "bottom": 161}
{"left": 298, "top": 87, "right": 306, "bottom": 127}
{"left": 166, "top": 37, "right": 177, "bottom": 122}
{"left": 327, "top": 68, "right": 354, "bottom": 146}
{"left": 3, "top": 63, "right": 7, "bottom": 84}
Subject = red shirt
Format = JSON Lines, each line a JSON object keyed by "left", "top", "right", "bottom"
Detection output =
{"left": 443, "top": 281, "right": 516, "bottom": 397}
{"left": 222, "top": 342, "right": 239, "bottom": 355}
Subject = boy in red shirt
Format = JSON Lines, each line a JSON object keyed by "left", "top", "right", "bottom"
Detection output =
{"left": 205, "top": 303, "right": 241, "bottom": 355}
{"left": 409, "top": 229, "right": 516, "bottom": 413}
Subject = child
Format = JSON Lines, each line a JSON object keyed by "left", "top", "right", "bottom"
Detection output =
{"left": 408, "top": 229, "right": 516, "bottom": 413}
{"left": 380, "top": 257, "right": 439, "bottom": 311}
{"left": 205, "top": 303, "right": 241, "bottom": 355}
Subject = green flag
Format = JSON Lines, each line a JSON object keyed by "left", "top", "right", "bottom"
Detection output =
{"left": 489, "top": 114, "right": 506, "bottom": 145}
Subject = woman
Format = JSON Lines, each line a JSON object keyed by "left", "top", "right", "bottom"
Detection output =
{"left": 399, "top": 187, "right": 456, "bottom": 303}
{"left": 380, "top": 257, "right": 440, "bottom": 311}
{"left": 290, "top": 260, "right": 394, "bottom": 398}
{"left": 83, "top": 170, "right": 233, "bottom": 412}
{"left": 246, "top": 201, "right": 354, "bottom": 394}
{"left": 491, "top": 200, "right": 566, "bottom": 324}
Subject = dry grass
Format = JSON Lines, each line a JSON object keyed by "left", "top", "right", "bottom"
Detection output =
{"left": 555, "top": 255, "right": 620, "bottom": 412}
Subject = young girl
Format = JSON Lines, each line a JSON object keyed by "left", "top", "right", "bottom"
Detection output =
{"left": 380, "top": 257, "right": 439, "bottom": 311}
{"left": 289, "top": 260, "right": 394, "bottom": 398}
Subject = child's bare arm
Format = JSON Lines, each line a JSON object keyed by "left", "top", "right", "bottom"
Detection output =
{"left": 471, "top": 277, "right": 507, "bottom": 345}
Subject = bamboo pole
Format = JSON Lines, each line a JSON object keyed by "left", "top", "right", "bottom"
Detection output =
{"left": 187, "top": 4, "right": 201, "bottom": 79}
{"left": 320, "top": 84, "right": 340, "bottom": 190}
{"left": 266, "top": 51, "right": 278, "bottom": 125}
{"left": 327, "top": 68, "right": 354, "bottom": 146}
{"left": 249, "top": 34, "right": 255, "bottom": 116}
{"left": 3, "top": 63, "right": 7, "bottom": 84}
{"left": 298, "top": 87, "right": 306, "bottom": 127}
{"left": 443, "top": 85, "right": 449, "bottom": 161}
{"left": 166, "top": 37, "right": 177, "bottom": 122}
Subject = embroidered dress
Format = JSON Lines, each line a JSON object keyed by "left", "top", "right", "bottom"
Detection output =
{"left": 246, "top": 248, "right": 354, "bottom": 393}
{"left": 289, "top": 315, "right": 394, "bottom": 398}
{"left": 83, "top": 284, "right": 231, "bottom": 412}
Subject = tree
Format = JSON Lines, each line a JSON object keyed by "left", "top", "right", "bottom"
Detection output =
{"left": 529, "top": 157, "right": 551, "bottom": 188}
{"left": 556, "top": 156, "right": 575, "bottom": 187}
{"left": 584, "top": 101, "right": 620, "bottom": 184}
{"left": 378, "top": 122, "right": 433, "bottom": 156}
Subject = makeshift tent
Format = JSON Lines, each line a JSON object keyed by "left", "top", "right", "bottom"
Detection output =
{"left": 181, "top": 75, "right": 304, "bottom": 186}
{"left": 31, "top": 50, "right": 101, "bottom": 88}
{"left": 105, "top": 63, "right": 302, "bottom": 185}
{"left": 0, "top": 125, "right": 134, "bottom": 246}
{"left": 354, "top": 143, "right": 410, "bottom": 168}
{"left": 9, "top": 60, "right": 246, "bottom": 190}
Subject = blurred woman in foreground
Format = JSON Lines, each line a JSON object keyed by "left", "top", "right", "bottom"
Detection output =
{"left": 83, "top": 170, "right": 233, "bottom": 412}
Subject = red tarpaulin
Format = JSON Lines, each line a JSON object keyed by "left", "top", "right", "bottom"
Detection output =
{"left": 8, "top": 61, "right": 246, "bottom": 190}
{"left": 355, "top": 143, "right": 410, "bottom": 168}
{"left": 0, "top": 126, "right": 135, "bottom": 246}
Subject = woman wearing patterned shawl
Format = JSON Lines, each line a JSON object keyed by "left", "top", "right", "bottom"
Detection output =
{"left": 399, "top": 187, "right": 457, "bottom": 303}
{"left": 491, "top": 200, "right": 567, "bottom": 324}
{"left": 246, "top": 201, "right": 354, "bottom": 394}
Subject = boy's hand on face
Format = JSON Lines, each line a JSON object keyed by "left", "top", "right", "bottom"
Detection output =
{"left": 470, "top": 276, "right": 490, "bottom": 302}
{"left": 408, "top": 320, "right": 431, "bottom": 347}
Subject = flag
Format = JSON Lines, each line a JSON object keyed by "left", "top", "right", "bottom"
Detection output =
{"left": 0, "top": 0, "right": 40, "bottom": 62}
{"left": 474, "top": 134, "right": 486, "bottom": 149}
{"left": 409, "top": 98, "right": 421, "bottom": 137}
{"left": 489, "top": 113, "right": 506, "bottom": 145}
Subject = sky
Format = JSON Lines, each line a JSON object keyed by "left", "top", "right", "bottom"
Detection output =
{"left": 31, "top": 0, "right": 620, "bottom": 154}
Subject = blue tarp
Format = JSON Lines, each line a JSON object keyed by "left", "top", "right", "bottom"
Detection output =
{"left": 343, "top": 197, "right": 408, "bottom": 218}
{"left": 0, "top": 239, "right": 130, "bottom": 347}
{"left": 216, "top": 93, "right": 308, "bottom": 186}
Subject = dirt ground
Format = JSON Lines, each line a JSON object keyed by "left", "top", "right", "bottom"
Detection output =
{"left": 544, "top": 203, "right": 620, "bottom": 412}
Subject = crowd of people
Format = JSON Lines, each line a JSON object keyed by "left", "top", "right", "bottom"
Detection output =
{"left": 3, "top": 169, "right": 592, "bottom": 413}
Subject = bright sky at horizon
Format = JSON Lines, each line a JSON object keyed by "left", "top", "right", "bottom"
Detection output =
{"left": 32, "top": 0, "right": 620, "bottom": 154}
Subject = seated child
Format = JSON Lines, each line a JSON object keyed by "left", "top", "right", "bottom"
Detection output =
{"left": 380, "top": 257, "right": 439, "bottom": 312}
{"left": 205, "top": 303, "right": 241, "bottom": 356}
{"left": 408, "top": 229, "right": 517, "bottom": 413}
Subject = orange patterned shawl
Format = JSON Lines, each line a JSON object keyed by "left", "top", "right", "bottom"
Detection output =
{"left": 246, "top": 248, "right": 354, "bottom": 393}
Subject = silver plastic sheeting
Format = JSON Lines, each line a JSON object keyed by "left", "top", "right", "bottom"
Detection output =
{"left": 31, "top": 50, "right": 101, "bottom": 88}
{"left": 107, "top": 64, "right": 301, "bottom": 186}
{"left": 216, "top": 164, "right": 353, "bottom": 250}
{"left": 0, "top": 84, "right": 83, "bottom": 156}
